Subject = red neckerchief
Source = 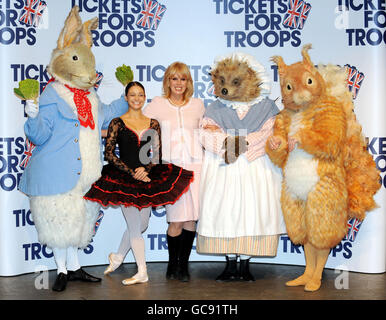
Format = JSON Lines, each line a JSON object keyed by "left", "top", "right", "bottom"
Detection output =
{"left": 65, "top": 84, "right": 95, "bottom": 130}
{"left": 43, "top": 77, "right": 55, "bottom": 91}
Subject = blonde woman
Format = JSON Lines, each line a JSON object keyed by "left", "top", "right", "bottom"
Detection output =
{"left": 143, "top": 62, "right": 205, "bottom": 282}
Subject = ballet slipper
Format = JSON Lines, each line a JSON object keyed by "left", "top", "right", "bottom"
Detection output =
{"left": 104, "top": 253, "right": 124, "bottom": 275}
{"left": 122, "top": 272, "right": 148, "bottom": 286}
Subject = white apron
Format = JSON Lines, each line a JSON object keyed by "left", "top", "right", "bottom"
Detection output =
{"left": 198, "top": 151, "right": 286, "bottom": 239}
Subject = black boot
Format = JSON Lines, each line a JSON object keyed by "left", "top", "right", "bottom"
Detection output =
{"left": 67, "top": 268, "right": 101, "bottom": 282}
{"left": 52, "top": 272, "right": 68, "bottom": 292}
{"left": 166, "top": 233, "right": 182, "bottom": 279}
{"left": 239, "top": 258, "right": 255, "bottom": 282}
{"left": 216, "top": 256, "right": 238, "bottom": 282}
{"left": 177, "top": 229, "right": 196, "bottom": 282}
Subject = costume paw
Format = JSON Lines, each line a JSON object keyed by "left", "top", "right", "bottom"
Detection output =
{"left": 222, "top": 136, "right": 248, "bottom": 164}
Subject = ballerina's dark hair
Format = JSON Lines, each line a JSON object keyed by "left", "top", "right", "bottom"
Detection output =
{"left": 125, "top": 81, "right": 146, "bottom": 96}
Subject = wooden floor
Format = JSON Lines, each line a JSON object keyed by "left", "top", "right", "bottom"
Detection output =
{"left": 1, "top": 262, "right": 385, "bottom": 301}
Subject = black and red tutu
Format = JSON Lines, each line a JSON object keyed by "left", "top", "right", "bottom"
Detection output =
{"left": 84, "top": 163, "right": 194, "bottom": 210}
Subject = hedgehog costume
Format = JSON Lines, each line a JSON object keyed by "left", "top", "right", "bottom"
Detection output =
{"left": 196, "top": 53, "right": 286, "bottom": 281}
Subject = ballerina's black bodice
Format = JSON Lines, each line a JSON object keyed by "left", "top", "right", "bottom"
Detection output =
{"left": 105, "top": 117, "right": 162, "bottom": 176}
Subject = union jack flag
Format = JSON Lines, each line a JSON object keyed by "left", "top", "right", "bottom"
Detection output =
{"left": 345, "top": 218, "right": 362, "bottom": 242}
{"left": 343, "top": 219, "right": 353, "bottom": 241}
{"left": 136, "top": 0, "right": 167, "bottom": 30}
{"left": 152, "top": 4, "right": 167, "bottom": 30}
{"left": 94, "top": 71, "right": 104, "bottom": 91}
{"left": 20, "top": 139, "right": 36, "bottom": 169}
{"left": 32, "top": 0, "right": 46, "bottom": 27}
{"left": 19, "top": 0, "right": 47, "bottom": 28}
{"left": 345, "top": 64, "right": 365, "bottom": 99}
{"left": 137, "top": 0, "right": 158, "bottom": 29}
{"left": 282, "top": 0, "right": 311, "bottom": 30}
{"left": 93, "top": 211, "right": 104, "bottom": 236}
{"left": 283, "top": 0, "right": 303, "bottom": 29}
{"left": 298, "top": 2, "right": 311, "bottom": 30}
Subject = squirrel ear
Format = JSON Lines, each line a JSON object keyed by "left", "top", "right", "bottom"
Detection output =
{"left": 57, "top": 6, "right": 82, "bottom": 49}
{"left": 301, "top": 43, "right": 313, "bottom": 67}
{"left": 271, "top": 55, "right": 287, "bottom": 76}
{"left": 79, "top": 17, "right": 98, "bottom": 48}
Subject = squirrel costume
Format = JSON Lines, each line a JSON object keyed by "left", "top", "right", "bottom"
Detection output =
{"left": 197, "top": 52, "right": 286, "bottom": 281}
{"left": 18, "top": 6, "right": 128, "bottom": 292}
{"left": 266, "top": 44, "right": 381, "bottom": 291}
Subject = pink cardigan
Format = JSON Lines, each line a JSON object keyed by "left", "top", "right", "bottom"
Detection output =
{"left": 143, "top": 96, "right": 205, "bottom": 221}
{"left": 142, "top": 96, "right": 205, "bottom": 172}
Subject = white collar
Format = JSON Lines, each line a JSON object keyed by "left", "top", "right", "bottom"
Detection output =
{"left": 218, "top": 96, "right": 265, "bottom": 113}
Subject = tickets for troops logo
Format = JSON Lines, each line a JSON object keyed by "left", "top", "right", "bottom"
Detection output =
{"left": 74, "top": 0, "right": 167, "bottom": 47}
{"left": 0, "top": 0, "right": 48, "bottom": 45}
{"left": 338, "top": 0, "right": 386, "bottom": 46}
{"left": 213, "top": 0, "right": 312, "bottom": 48}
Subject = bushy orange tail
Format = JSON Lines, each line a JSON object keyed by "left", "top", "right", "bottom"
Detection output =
{"left": 343, "top": 107, "right": 380, "bottom": 220}
{"left": 318, "top": 64, "right": 381, "bottom": 220}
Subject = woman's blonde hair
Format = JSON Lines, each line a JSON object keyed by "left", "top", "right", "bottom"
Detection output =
{"left": 162, "top": 62, "right": 194, "bottom": 101}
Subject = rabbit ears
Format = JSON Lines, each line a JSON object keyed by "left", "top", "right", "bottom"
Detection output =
{"left": 57, "top": 6, "right": 98, "bottom": 49}
{"left": 271, "top": 44, "right": 314, "bottom": 75}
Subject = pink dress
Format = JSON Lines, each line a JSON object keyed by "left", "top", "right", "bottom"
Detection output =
{"left": 142, "top": 96, "right": 205, "bottom": 222}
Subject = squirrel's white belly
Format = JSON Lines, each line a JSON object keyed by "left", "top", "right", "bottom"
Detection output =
{"left": 285, "top": 148, "right": 319, "bottom": 201}
{"left": 285, "top": 111, "right": 320, "bottom": 201}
